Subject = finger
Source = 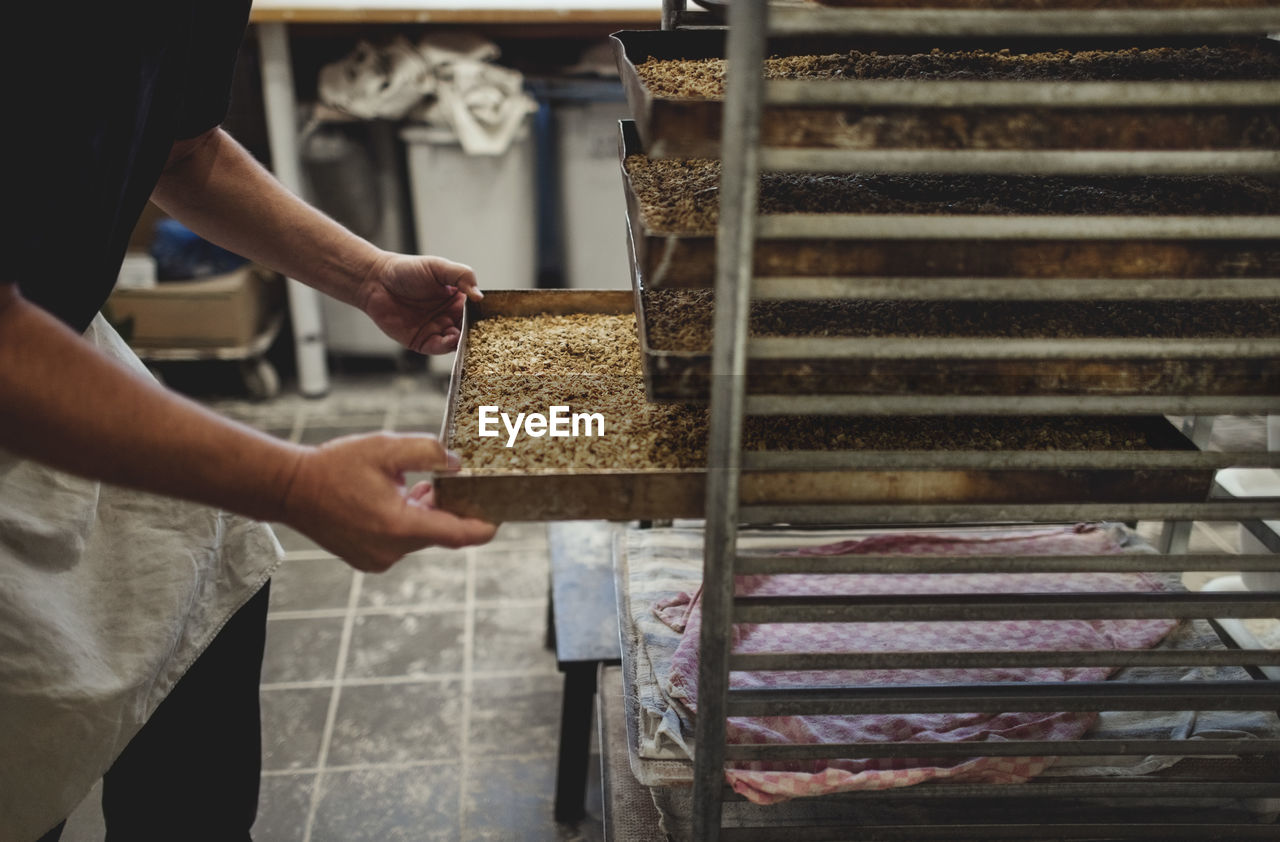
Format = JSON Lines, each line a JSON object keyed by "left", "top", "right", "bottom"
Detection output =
{"left": 412, "top": 508, "right": 499, "bottom": 548}
{"left": 423, "top": 328, "right": 460, "bottom": 356}
{"left": 406, "top": 480, "right": 434, "bottom": 504}
{"left": 446, "top": 262, "right": 483, "bottom": 301}
{"left": 384, "top": 433, "right": 461, "bottom": 474}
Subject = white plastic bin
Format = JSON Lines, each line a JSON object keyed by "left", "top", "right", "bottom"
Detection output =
{"left": 401, "top": 124, "right": 538, "bottom": 292}
{"left": 555, "top": 99, "right": 633, "bottom": 289}
{"left": 401, "top": 123, "right": 537, "bottom": 374}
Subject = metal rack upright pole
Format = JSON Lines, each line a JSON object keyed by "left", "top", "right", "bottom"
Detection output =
{"left": 692, "top": 0, "right": 768, "bottom": 839}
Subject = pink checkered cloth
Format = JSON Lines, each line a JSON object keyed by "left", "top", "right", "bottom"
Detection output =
{"left": 652, "top": 525, "right": 1179, "bottom": 804}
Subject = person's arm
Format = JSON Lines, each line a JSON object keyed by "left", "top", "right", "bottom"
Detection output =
{"left": 0, "top": 284, "right": 495, "bottom": 570}
{"left": 151, "top": 128, "right": 481, "bottom": 354}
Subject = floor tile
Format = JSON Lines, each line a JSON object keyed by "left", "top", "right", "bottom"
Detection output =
{"left": 345, "top": 611, "right": 467, "bottom": 679}
{"left": 262, "top": 617, "right": 345, "bottom": 684}
{"left": 463, "top": 756, "right": 585, "bottom": 841}
{"left": 269, "top": 556, "right": 355, "bottom": 613}
{"left": 468, "top": 674, "right": 564, "bottom": 757}
{"left": 255, "top": 773, "right": 314, "bottom": 842}
{"left": 472, "top": 605, "right": 559, "bottom": 675}
{"left": 326, "top": 681, "right": 464, "bottom": 766}
{"left": 360, "top": 551, "right": 468, "bottom": 609}
{"left": 261, "top": 688, "right": 331, "bottom": 771}
{"left": 310, "top": 765, "right": 460, "bottom": 842}
{"left": 475, "top": 549, "right": 550, "bottom": 603}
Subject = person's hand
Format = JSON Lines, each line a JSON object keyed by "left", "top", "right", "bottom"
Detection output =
{"left": 358, "top": 252, "right": 483, "bottom": 355}
{"left": 280, "top": 432, "right": 497, "bottom": 571}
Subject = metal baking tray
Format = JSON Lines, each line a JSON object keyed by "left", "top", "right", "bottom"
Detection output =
{"left": 618, "top": 120, "right": 1280, "bottom": 294}
{"left": 611, "top": 29, "right": 1280, "bottom": 160}
{"left": 434, "top": 291, "right": 1215, "bottom": 522}
{"left": 631, "top": 255, "right": 1280, "bottom": 404}
{"left": 624, "top": 194, "right": 1280, "bottom": 405}
{"left": 435, "top": 289, "right": 701, "bottom": 523}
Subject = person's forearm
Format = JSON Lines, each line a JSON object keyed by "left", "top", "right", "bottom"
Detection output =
{"left": 149, "top": 128, "right": 384, "bottom": 308}
{"left": 0, "top": 287, "right": 306, "bottom": 523}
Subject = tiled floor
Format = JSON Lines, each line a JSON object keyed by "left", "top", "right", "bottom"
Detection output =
{"left": 54, "top": 367, "right": 1274, "bottom": 841}
{"left": 59, "top": 368, "right": 603, "bottom": 842}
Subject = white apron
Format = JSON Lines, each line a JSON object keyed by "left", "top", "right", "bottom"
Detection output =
{"left": 0, "top": 315, "right": 282, "bottom": 841}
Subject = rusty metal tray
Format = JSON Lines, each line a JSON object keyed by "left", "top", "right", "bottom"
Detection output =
{"left": 618, "top": 120, "right": 1280, "bottom": 293}
{"left": 435, "top": 289, "right": 703, "bottom": 522}
{"left": 624, "top": 190, "right": 1280, "bottom": 406}
{"left": 434, "top": 290, "right": 1216, "bottom": 522}
{"left": 631, "top": 252, "right": 1280, "bottom": 404}
{"left": 612, "top": 29, "right": 1280, "bottom": 160}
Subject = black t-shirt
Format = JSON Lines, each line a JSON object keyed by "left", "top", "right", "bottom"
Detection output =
{"left": 3, "top": 1, "right": 251, "bottom": 332}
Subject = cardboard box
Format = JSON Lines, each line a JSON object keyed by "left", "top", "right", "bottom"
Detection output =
{"left": 107, "top": 264, "right": 282, "bottom": 350}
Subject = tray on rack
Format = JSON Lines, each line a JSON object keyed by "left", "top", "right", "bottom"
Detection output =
{"left": 434, "top": 291, "right": 1216, "bottom": 522}
{"left": 618, "top": 121, "right": 1280, "bottom": 291}
{"left": 611, "top": 29, "right": 1280, "bottom": 160}
{"left": 630, "top": 240, "right": 1280, "bottom": 403}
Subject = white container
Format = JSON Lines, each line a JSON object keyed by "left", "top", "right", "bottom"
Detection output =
{"left": 556, "top": 100, "right": 633, "bottom": 289}
{"left": 402, "top": 123, "right": 537, "bottom": 374}
{"left": 401, "top": 124, "right": 537, "bottom": 291}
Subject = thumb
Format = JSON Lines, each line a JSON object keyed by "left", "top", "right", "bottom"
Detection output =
{"left": 383, "top": 433, "right": 461, "bottom": 474}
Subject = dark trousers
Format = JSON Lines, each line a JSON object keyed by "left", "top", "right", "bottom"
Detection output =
{"left": 38, "top": 581, "right": 271, "bottom": 842}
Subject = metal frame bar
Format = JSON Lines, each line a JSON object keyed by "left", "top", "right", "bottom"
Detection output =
{"left": 730, "top": 648, "right": 1280, "bottom": 671}
{"left": 741, "top": 450, "right": 1280, "bottom": 471}
{"left": 733, "top": 551, "right": 1280, "bottom": 576}
{"left": 732, "top": 591, "right": 1280, "bottom": 624}
{"left": 747, "top": 336, "right": 1280, "bottom": 362}
{"left": 750, "top": 276, "right": 1280, "bottom": 302}
{"left": 719, "top": 823, "right": 1280, "bottom": 841}
{"left": 726, "top": 680, "right": 1280, "bottom": 716}
{"left": 724, "top": 738, "right": 1280, "bottom": 761}
{"left": 721, "top": 778, "right": 1280, "bottom": 798}
{"left": 693, "top": 1, "right": 768, "bottom": 839}
{"left": 744, "top": 394, "right": 1280, "bottom": 415}
{"left": 739, "top": 500, "right": 1280, "bottom": 524}
{"left": 755, "top": 214, "right": 1280, "bottom": 240}
{"left": 763, "top": 78, "right": 1280, "bottom": 108}
{"left": 767, "top": 6, "right": 1280, "bottom": 37}
{"left": 662, "top": 0, "right": 686, "bottom": 30}
{"left": 760, "top": 148, "right": 1280, "bottom": 174}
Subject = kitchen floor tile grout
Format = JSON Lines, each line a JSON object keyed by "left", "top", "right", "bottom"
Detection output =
{"left": 301, "top": 563, "right": 364, "bottom": 842}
